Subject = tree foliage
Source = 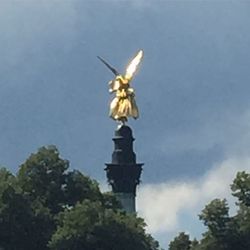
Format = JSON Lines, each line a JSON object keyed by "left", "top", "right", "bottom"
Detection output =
{"left": 169, "top": 171, "right": 250, "bottom": 250}
{"left": 49, "top": 200, "right": 159, "bottom": 250}
{"left": 17, "top": 146, "right": 69, "bottom": 214}
{"left": 169, "top": 232, "right": 191, "bottom": 250}
{"left": 0, "top": 146, "right": 159, "bottom": 250}
{"left": 231, "top": 171, "right": 250, "bottom": 206}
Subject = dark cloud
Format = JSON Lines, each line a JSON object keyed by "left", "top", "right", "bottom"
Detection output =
{"left": 0, "top": 1, "right": 249, "bottom": 185}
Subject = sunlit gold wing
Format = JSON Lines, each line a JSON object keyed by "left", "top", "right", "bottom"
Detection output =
{"left": 125, "top": 50, "right": 143, "bottom": 81}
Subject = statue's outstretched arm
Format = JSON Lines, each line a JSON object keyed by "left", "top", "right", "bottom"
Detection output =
{"left": 109, "top": 79, "right": 120, "bottom": 93}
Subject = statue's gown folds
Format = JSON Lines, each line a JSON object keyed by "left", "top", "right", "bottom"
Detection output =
{"left": 109, "top": 77, "right": 139, "bottom": 121}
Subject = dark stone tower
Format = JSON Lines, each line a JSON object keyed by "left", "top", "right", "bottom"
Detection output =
{"left": 105, "top": 125, "right": 143, "bottom": 213}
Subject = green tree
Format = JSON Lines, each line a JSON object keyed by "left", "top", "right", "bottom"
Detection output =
{"left": 169, "top": 232, "right": 191, "bottom": 250}
{"left": 49, "top": 200, "right": 159, "bottom": 250}
{"left": 18, "top": 145, "right": 69, "bottom": 214}
{"left": 199, "top": 199, "right": 230, "bottom": 239}
{"left": 190, "top": 238, "right": 199, "bottom": 250}
{"left": 0, "top": 168, "right": 49, "bottom": 250}
{"left": 0, "top": 146, "right": 159, "bottom": 250}
{"left": 17, "top": 146, "right": 118, "bottom": 211}
{"left": 198, "top": 199, "right": 241, "bottom": 250}
{"left": 231, "top": 171, "right": 250, "bottom": 249}
{"left": 64, "top": 169, "right": 101, "bottom": 206}
{"left": 231, "top": 171, "right": 250, "bottom": 207}
{"left": 0, "top": 168, "right": 16, "bottom": 192}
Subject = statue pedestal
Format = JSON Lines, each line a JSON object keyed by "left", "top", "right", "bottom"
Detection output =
{"left": 105, "top": 125, "right": 143, "bottom": 213}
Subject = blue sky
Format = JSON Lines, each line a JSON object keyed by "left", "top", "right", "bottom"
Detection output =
{"left": 1, "top": 0, "right": 250, "bottom": 248}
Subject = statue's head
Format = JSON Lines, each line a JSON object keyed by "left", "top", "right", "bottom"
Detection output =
{"left": 116, "top": 75, "right": 129, "bottom": 85}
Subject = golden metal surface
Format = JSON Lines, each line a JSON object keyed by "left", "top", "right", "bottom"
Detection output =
{"left": 107, "top": 50, "right": 143, "bottom": 123}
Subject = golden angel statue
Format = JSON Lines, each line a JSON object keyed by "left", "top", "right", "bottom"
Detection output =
{"left": 98, "top": 50, "right": 143, "bottom": 124}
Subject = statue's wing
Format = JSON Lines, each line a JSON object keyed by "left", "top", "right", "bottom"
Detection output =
{"left": 125, "top": 50, "right": 143, "bottom": 81}
{"left": 97, "top": 56, "right": 119, "bottom": 76}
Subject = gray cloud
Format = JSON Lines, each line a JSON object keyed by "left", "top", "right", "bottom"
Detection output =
{"left": 0, "top": 0, "right": 249, "bottom": 179}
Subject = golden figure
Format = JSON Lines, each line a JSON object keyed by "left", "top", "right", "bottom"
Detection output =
{"left": 98, "top": 50, "right": 143, "bottom": 124}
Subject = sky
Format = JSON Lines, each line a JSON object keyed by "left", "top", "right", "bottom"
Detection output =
{"left": 1, "top": 0, "right": 250, "bottom": 248}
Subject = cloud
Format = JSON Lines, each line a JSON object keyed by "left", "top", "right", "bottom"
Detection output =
{"left": 137, "top": 156, "right": 250, "bottom": 234}
{"left": 98, "top": 0, "right": 154, "bottom": 8}
{"left": 0, "top": 0, "right": 77, "bottom": 69}
{"left": 159, "top": 108, "right": 250, "bottom": 156}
